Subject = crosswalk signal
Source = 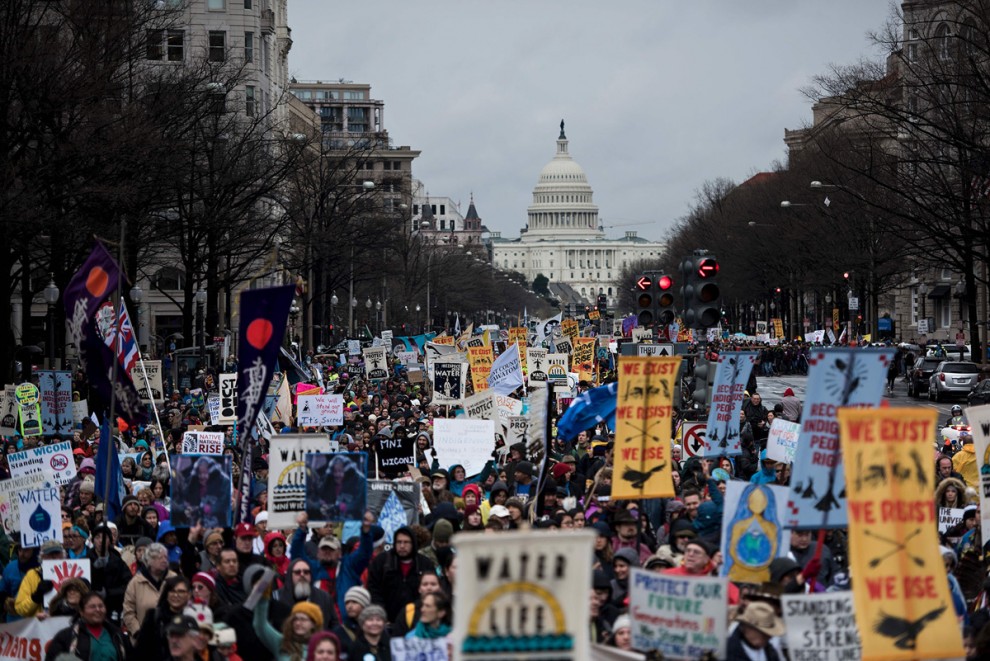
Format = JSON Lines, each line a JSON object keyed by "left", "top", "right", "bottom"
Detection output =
{"left": 635, "top": 274, "right": 653, "bottom": 326}
{"left": 682, "top": 254, "right": 721, "bottom": 329}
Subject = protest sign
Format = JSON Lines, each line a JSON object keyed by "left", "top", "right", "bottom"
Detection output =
{"left": 506, "top": 415, "right": 530, "bottom": 451}
{"left": 207, "top": 395, "right": 221, "bottom": 425}
{"left": 719, "top": 481, "right": 791, "bottom": 584}
{"left": 347, "top": 339, "right": 361, "bottom": 356}
{"left": 366, "top": 479, "right": 420, "bottom": 543}
{"left": 171, "top": 454, "right": 233, "bottom": 529}
{"left": 363, "top": 346, "right": 389, "bottom": 380}
{"left": 0, "top": 384, "right": 16, "bottom": 436}
{"left": 37, "top": 370, "right": 72, "bottom": 436}
{"left": 488, "top": 343, "right": 524, "bottom": 395}
{"left": 19, "top": 487, "right": 62, "bottom": 548}
{"left": 296, "top": 394, "right": 344, "bottom": 427}
{"left": 217, "top": 373, "right": 237, "bottom": 424}
{"left": 546, "top": 353, "right": 569, "bottom": 385}
{"left": 468, "top": 345, "right": 493, "bottom": 392}
{"left": 390, "top": 638, "right": 448, "bottom": 661}
{"left": 0, "top": 472, "right": 52, "bottom": 533}
{"left": 553, "top": 336, "right": 573, "bottom": 356}
{"left": 433, "top": 335, "right": 455, "bottom": 346}
{"left": 561, "top": 318, "right": 579, "bottom": 340}
{"left": 452, "top": 531, "right": 591, "bottom": 660}
{"left": 70, "top": 399, "right": 89, "bottom": 426}
{"left": 703, "top": 352, "right": 757, "bottom": 456}
{"left": 838, "top": 407, "right": 963, "bottom": 660}
{"left": 304, "top": 452, "right": 366, "bottom": 522}
{"left": 628, "top": 569, "right": 727, "bottom": 659}
{"left": 787, "top": 348, "right": 892, "bottom": 529}
{"left": 42, "top": 558, "right": 91, "bottom": 608}
{"left": 938, "top": 507, "right": 964, "bottom": 534}
{"left": 15, "top": 383, "right": 41, "bottom": 437}
{"left": 781, "top": 592, "right": 861, "bottom": 661}
{"left": 268, "top": 434, "right": 332, "bottom": 528}
{"left": 612, "top": 356, "right": 680, "bottom": 500}
{"left": 8, "top": 441, "right": 76, "bottom": 486}
{"left": 181, "top": 431, "right": 224, "bottom": 454}
{"left": 375, "top": 433, "right": 415, "bottom": 479}
{"left": 380, "top": 330, "right": 393, "bottom": 351}
{"left": 396, "top": 350, "right": 417, "bottom": 365}
{"left": 461, "top": 390, "right": 495, "bottom": 420}
{"left": 432, "top": 360, "right": 468, "bottom": 404}
{"left": 135, "top": 359, "right": 164, "bottom": 405}
{"left": 572, "top": 337, "right": 597, "bottom": 383}
{"left": 631, "top": 327, "right": 652, "bottom": 343}
{"left": 964, "top": 404, "right": 990, "bottom": 550}
{"left": 526, "top": 347, "right": 548, "bottom": 386}
{"left": 766, "top": 418, "right": 801, "bottom": 464}
{"left": 190, "top": 388, "right": 205, "bottom": 409}
{"left": 0, "top": 616, "right": 72, "bottom": 661}
{"left": 433, "top": 418, "right": 495, "bottom": 477}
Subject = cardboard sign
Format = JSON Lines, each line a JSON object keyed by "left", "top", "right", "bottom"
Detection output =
{"left": 268, "top": 434, "right": 333, "bottom": 528}
{"left": 703, "top": 352, "right": 757, "bottom": 457}
{"left": 8, "top": 441, "right": 76, "bottom": 486}
{"left": 0, "top": 472, "right": 53, "bottom": 534}
{"left": 363, "top": 346, "right": 389, "bottom": 380}
{"left": 627, "top": 569, "right": 727, "bottom": 659}
{"left": 19, "top": 487, "right": 62, "bottom": 548}
{"left": 719, "top": 481, "right": 791, "bottom": 584}
{"left": 766, "top": 418, "right": 801, "bottom": 464}
{"left": 15, "top": 383, "right": 42, "bottom": 437}
{"left": 0, "top": 384, "right": 17, "bottom": 436}
{"left": 782, "top": 592, "right": 861, "bottom": 661}
{"left": 296, "top": 394, "right": 344, "bottom": 427}
{"left": 838, "top": 407, "right": 963, "bottom": 660}
{"left": 42, "top": 558, "right": 91, "bottom": 608}
{"left": 433, "top": 418, "right": 495, "bottom": 477}
{"left": 938, "top": 507, "right": 964, "bottom": 534}
{"left": 217, "top": 373, "right": 237, "bottom": 424}
{"left": 135, "top": 360, "right": 164, "bottom": 405}
{"left": 366, "top": 479, "right": 421, "bottom": 544}
{"left": 432, "top": 360, "right": 468, "bottom": 404}
{"left": 452, "top": 531, "right": 592, "bottom": 660}
{"left": 37, "top": 371, "right": 72, "bottom": 437}
{"left": 181, "top": 431, "right": 224, "bottom": 454}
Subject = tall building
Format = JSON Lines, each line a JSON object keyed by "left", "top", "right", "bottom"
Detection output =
{"left": 411, "top": 180, "right": 485, "bottom": 246}
{"left": 492, "top": 122, "right": 664, "bottom": 305}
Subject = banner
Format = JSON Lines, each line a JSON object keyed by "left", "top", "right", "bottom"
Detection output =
{"left": 366, "top": 479, "right": 420, "bottom": 544}
{"left": 787, "top": 348, "right": 892, "bottom": 529}
{"left": 468, "top": 346, "right": 493, "bottom": 392}
{"left": 235, "top": 284, "right": 295, "bottom": 524}
{"left": 36, "top": 371, "right": 72, "bottom": 437}
{"left": 488, "top": 342, "right": 524, "bottom": 396}
{"left": 534, "top": 313, "right": 562, "bottom": 346}
{"left": 461, "top": 391, "right": 495, "bottom": 421}
{"left": 171, "top": 454, "right": 233, "bottom": 529}
{"left": 304, "top": 452, "right": 367, "bottom": 522}
{"left": 964, "top": 403, "right": 990, "bottom": 550}
{"left": 296, "top": 394, "right": 344, "bottom": 427}
{"left": 135, "top": 360, "right": 164, "bottom": 405}
{"left": 572, "top": 337, "right": 597, "bottom": 383}
{"left": 375, "top": 433, "right": 415, "bottom": 479}
{"left": 628, "top": 569, "right": 727, "bottom": 659}
{"left": 216, "top": 373, "right": 237, "bottom": 424}
{"left": 15, "top": 383, "right": 42, "bottom": 437}
{"left": 19, "top": 487, "right": 62, "bottom": 548}
{"left": 765, "top": 418, "right": 800, "bottom": 464}
{"left": 181, "top": 431, "right": 224, "bottom": 454}
{"left": 432, "top": 360, "right": 468, "bottom": 404}
{"left": 268, "top": 434, "right": 332, "bottom": 528}
{"left": 8, "top": 441, "right": 76, "bottom": 486}
{"left": 0, "top": 384, "right": 16, "bottom": 436}
{"left": 561, "top": 318, "right": 579, "bottom": 340}
{"left": 612, "top": 356, "right": 680, "bottom": 500}
{"left": 838, "top": 407, "right": 963, "bottom": 660}
{"left": 0, "top": 616, "right": 72, "bottom": 661}
{"left": 719, "top": 481, "right": 791, "bottom": 584}
{"left": 781, "top": 592, "right": 860, "bottom": 661}
{"left": 452, "top": 531, "right": 592, "bottom": 660}
{"left": 703, "top": 352, "right": 757, "bottom": 457}
{"left": 363, "top": 346, "right": 389, "bottom": 381}
{"left": 433, "top": 418, "right": 495, "bottom": 477}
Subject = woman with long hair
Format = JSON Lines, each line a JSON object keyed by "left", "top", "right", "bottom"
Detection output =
{"left": 134, "top": 576, "right": 192, "bottom": 658}
{"left": 255, "top": 588, "right": 322, "bottom": 661}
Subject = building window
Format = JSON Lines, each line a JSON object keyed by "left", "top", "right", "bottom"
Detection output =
{"left": 440, "top": 205, "right": 445, "bottom": 215}
{"left": 245, "top": 86, "right": 255, "bottom": 116}
{"left": 167, "top": 30, "right": 184, "bottom": 61}
{"left": 440, "top": 220, "right": 446, "bottom": 230}
{"left": 413, "top": 205, "right": 419, "bottom": 215}
{"left": 208, "top": 31, "right": 226, "bottom": 62}
{"left": 244, "top": 31, "right": 253, "bottom": 62}
{"left": 146, "top": 30, "right": 163, "bottom": 60}
{"left": 208, "top": 0, "right": 224, "bottom": 9}
{"left": 344, "top": 90, "right": 364, "bottom": 100}
{"left": 244, "top": 0, "right": 252, "bottom": 7}
{"left": 935, "top": 23, "right": 951, "bottom": 61}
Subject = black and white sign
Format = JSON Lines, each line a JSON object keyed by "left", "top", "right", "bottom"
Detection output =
{"left": 135, "top": 360, "right": 164, "bottom": 405}
{"left": 217, "top": 373, "right": 237, "bottom": 424}
{"left": 375, "top": 435, "right": 416, "bottom": 479}
{"left": 638, "top": 343, "right": 673, "bottom": 357}
{"left": 432, "top": 360, "right": 467, "bottom": 404}
{"left": 527, "top": 347, "right": 548, "bottom": 386}
{"left": 363, "top": 346, "right": 389, "bottom": 380}
{"left": 181, "top": 431, "right": 224, "bottom": 454}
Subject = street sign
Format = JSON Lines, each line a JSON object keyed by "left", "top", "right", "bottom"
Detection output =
{"left": 638, "top": 343, "right": 673, "bottom": 357}
{"left": 918, "top": 319, "right": 929, "bottom": 334}
{"left": 848, "top": 297, "right": 859, "bottom": 311}
{"left": 682, "top": 422, "right": 707, "bottom": 457}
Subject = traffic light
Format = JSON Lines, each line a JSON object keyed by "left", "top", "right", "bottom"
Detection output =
{"left": 681, "top": 253, "right": 721, "bottom": 329}
{"left": 657, "top": 274, "right": 675, "bottom": 325}
{"left": 596, "top": 293, "right": 608, "bottom": 316}
{"left": 692, "top": 357, "right": 715, "bottom": 407}
{"left": 634, "top": 274, "right": 654, "bottom": 326}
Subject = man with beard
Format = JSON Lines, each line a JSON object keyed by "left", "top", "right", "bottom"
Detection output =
{"left": 367, "top": 526, "right": 436, "bottom": 621}
{"left": 117, "top": 495, "right": 155, "bottom": 547}
{"left": 274, "top": 558, "right": 338, "bottom": 630}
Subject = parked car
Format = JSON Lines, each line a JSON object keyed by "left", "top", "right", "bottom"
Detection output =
{"left": 969, "top": 379, "right": 990, "bottom": 407}
{"left": 908, "top": 356, "right": 944, "bottom": 398}
{"left": 928, "top": 361, "right": 980, "bottom": 402}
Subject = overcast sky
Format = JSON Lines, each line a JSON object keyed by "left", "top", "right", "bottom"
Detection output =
{"left": 288, "top": 1, "right": 893, "bottom": 242}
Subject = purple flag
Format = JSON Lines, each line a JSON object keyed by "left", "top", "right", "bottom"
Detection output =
{"left": 63, "top": 243, "right": 147, "bottom": 424}
{"left": 235, "top": 285, "right": 295, "bottom": 523}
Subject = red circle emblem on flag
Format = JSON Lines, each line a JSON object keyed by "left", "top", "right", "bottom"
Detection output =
{"left": 86, "top": 267, "right": 110, "bottom": 297}
{"left": 246, "top": 318, "right": 274, "bottom": 349}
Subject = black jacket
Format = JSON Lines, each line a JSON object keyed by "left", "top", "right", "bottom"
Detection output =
{"left": 274, "top": 582, "right": 339, "bottom": 630}
{"left": 366, "top": 526, "right": 436, "bottom": 621}
{"left": 726, "top": 626, "right": 782, "bottom": 661}
{"left": 45, "top": 618, "right": 131, "bottom": 661}
{"left": 90, "top": 549, "right": 131, "bottom": 617}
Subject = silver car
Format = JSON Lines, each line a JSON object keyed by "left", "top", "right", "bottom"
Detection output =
{"left": 929, "top": 361, "right": 980, "bottom": 402}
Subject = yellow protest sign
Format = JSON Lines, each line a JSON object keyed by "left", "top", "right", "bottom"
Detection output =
{"left": 588, "top": 309, "right": 600, "bottom": 320}
{"left": 468, "top": 346, "right": 493, "bottom": 392}
{"left": 772, "top": 317, "right": 784, "bottom": 339}
{"left": 832, "top": 308, "right": 840, "bottom": 332}
{"left": 839, "top": 407, "right": 964, "bottom": 661}
{"left": 612, "top": 356, "right": 680, "bottom": 500}
{"left": 508, "top": 328, "right": 528, "bottom": 372}
{"left": 572, "top": 337, "right": 597, "bottom": 384}
{"left": 433, "top": 336, "right": 455, "bottom": 346}
{"left": 561, "top": 319, "right": 579, "bottom": 340}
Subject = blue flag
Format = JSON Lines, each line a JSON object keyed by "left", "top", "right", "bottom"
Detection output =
{"left": 556, "top": 382, "right": 618, "bottom": 441}
{"left": 95, "top": 419, "right": 126, "bottom": 522}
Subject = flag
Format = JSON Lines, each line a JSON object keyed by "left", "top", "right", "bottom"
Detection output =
{"left": 95, "top": 418, "right": 126, "bottom": 522}
{"left": 454, "top": 314, "right": 461, "bottom": 336}
{"left": 487, "top": 342, "right": 523, "bottom": 395}
{"left": 556, "top": 382, "right": 618, "bottom": 441}
{"left": 116, "top": 300, "right": 139, "bottom": 374}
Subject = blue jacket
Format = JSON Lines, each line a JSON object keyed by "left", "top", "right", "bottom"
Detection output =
{"left": 0, "top": 558, "right": 36, "bottom": 622}
{"left": 290, "top": 525, "right": 375, "bottom": 625}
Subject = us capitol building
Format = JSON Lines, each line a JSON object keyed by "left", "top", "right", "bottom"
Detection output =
{"left": 491, "top": 121, "right": 664, "bottom": 307}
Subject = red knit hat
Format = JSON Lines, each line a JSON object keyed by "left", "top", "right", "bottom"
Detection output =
{"left": 551, "top": 462, "right": 571, "bottom": 481}
{"left": 192, "top": 572, "right": 216, "bottom": 592}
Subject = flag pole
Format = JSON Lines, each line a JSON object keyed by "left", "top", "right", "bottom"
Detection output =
{"left": 134, "top": 350, "right": 171, "bottom": 476}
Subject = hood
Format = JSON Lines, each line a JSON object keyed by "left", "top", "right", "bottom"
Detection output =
{"left": 489, "top": 481, "right": 508, "bottom": 504}
{"left": 613, "top": 547, "right": 641, "bottom": 568}
{"left": 782, "top": 388, "right": 795, "bottom": 397}
{"left": 935, "top": 477, "right": 967, "bottom": 505}
{"left": 448, "top": 464, "right": 465, "bottom": 481}
{"left": 264, "top": 530, "right": 286, "bottom": 552}
{"left": 156, "top": 521, "right": 176, "bottom": 542}
{"left": 392, "top": 525, "right": 419, "bottom": 557}
{"left": 462, "top": 483, "right": 482, "bottom": 502}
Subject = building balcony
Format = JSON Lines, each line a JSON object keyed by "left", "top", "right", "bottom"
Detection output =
{"left": 260, "top": 9, "right": 275, "bottom": 34}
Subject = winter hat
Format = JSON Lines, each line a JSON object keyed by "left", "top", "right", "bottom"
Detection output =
{"left": 79, "top": 480, "right": 95, "bottom": 494}
{"left": 551, "top": 462, "right": 571, "bottom": 481}
{"left": 344, "top": 586, "right": 371, "bottom": 608}
{"left": 613, "top": 548, "right": 641, "bottom": 568}
{"left": 254, "top": 511, "right": 268, "bottom": 524}
{"left": 692, "top": 502, "right": 721, "bottom": 539}
{"left": 685, "top": 538, "right": 716, "bottom": 558}
{"left": 184, "top": 603, "right": 214, "bottom": 634}
{"left": 204, "top": 531, "right": 225, "bottom": 548}
{"left": 358, "top": 604, "right": 387, "bottom": 626}
{"left": 192, "top": 572, "right": 216, "bottom": 592}
{"left": 591, "top": 521, "right": 612, "bottom": 538}
{"left": 290, "top": 601, "right": 323, "bottom": 629}
{"left": 122, "top": 495, "right": 139, "bottom": 509}
{"left": 515, "top": 461, "right": 536, "bottom": 477}
{"left": 79, "top": 458, "right": 96, "bottom": 474}
{"left": 769, "top": 557, "right": 801, "bottom": 584}
{"left": 432, "top": 519, "right": 454, "bottom": 544}
{"left": 612, "top": 614, "right": 632, "bottom": 633}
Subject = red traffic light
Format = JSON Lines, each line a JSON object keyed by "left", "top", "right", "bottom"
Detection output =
{"left": 658, "top": 275, "right": 673, "bottom": 290}
{"left": 635, "top": 276, "right": 652, "bottom": 291}
{"left": 697, "top": 258, "right": 719, "bottom": 278}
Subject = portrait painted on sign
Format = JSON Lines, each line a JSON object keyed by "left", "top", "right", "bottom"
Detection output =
{"left": 170, "top": 454, "right": 232, "bottom": 529}
{"left": 721, "top": 482, "right": 790, "bottom": 585}
{"left": 304, "top": 452, "right": 366, "bottom": 522}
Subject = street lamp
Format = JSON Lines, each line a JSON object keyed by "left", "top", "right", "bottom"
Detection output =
{"left": 289, "top": 300, "right": 301, "bottom": 348}
{"left": 330, "top": 292, "right": 338, "bottom": 344}
{"left": 350, "top": 297, "right": 358, "bottom": 337}
{"left": 42, "top": 275, "right": 59, "bottom": 369}
{"left": 918, "top": 282, "right": 928, "bottom": 332}
{"left": 130, "top": 283, "right": 144, "bottom": 353}
{"left": 375, "top": 300, "right": 382, "bottom": 333}
{"left": 195, "top": 287, "right": 207, "bottom": 368}
{"left": 956, "top": 279, "right": 965, "bottom": 325}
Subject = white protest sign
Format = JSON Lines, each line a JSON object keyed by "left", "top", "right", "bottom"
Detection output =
{"left": 494, "top": 394, "right": 523, "bottom": 433}
{"left": 782, "top": 591, "right": 860, "bottom": 661}
{"left": 0, "top": 617, "right": 72, "bottom": 661}
{"left": 135, "top": 360, "right": 164, "bottom": 405}
{"left": 217, "top": 373, "right": 237, "bottom": 424}
{"left": 396, "top": 350, "right": 417, "bottom": 365}
{"left": 19, "top": 487, "right": 62, "bottom": 548}
{"left": 766, "top": 418, "right": 801, "bottom": 464}
{"left": 347, "top": 340, "right": 361, "bottom": 356}
{"left": 8, "top": 441, "right": 76, "bottom": 486}
{"left": 461, "top": 391, "right": 496, "bottom": 420}
{"left": 207, "top": 395, "right": 221, "bottom": 425}
{"left": 0, "top": 385, "right": 16, "bottom": 436}
{"left": 632, "top": 327, "right": 653, "bottom": 342}
{"left": 938, "top": 507, "right": 965, "bottom": 534}
{"left": 363, "top": 346, "right": 389, "bottom": 380}
{"left": 268, "top": 434, "right": 333, "bottom": 528}
{"left": 380, "top": 330, "right": 393, "bottom": 352}
{"left": 629, "top": 569, "right": 727, "bottom": 659}
{"left": 71, "top": 399, "right": 89, "bottom": 426}
{"left": 390, "top": 637, "right": 448, "bottom": 661}
{"left": 433, "top": 418, "right": 496, "bottom": 477}
{"left": 0, "top": 472, "right": 53, "bottom": 534}
{"left": 452, "top": 531, "right": 592, "bottom": 661}
{"left": 181, "top": 431, "right": 224, "bottom": 454}
{"left": 296, "top": 394, "right": 344, "bottom": 427}
{"left": 42, "top": 558, "right": 91, "bottom": 608}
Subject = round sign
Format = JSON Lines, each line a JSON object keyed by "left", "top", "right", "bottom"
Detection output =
{"left": 50, "top": 454, "right": 69, "bottom": 472}
{"left": 682, "top": 422, "right": 707, "bottom": 458}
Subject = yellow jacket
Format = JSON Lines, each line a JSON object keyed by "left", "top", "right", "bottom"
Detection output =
{"left": 14, "top": 567, "right": 43, "bottom": 618}
{"left": 953, "top": 444, "right": 979, "bottom": 490}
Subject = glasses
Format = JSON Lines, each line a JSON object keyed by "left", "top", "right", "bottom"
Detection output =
{"left": 292, "top": 569, "right": 311, "bottom": 576}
